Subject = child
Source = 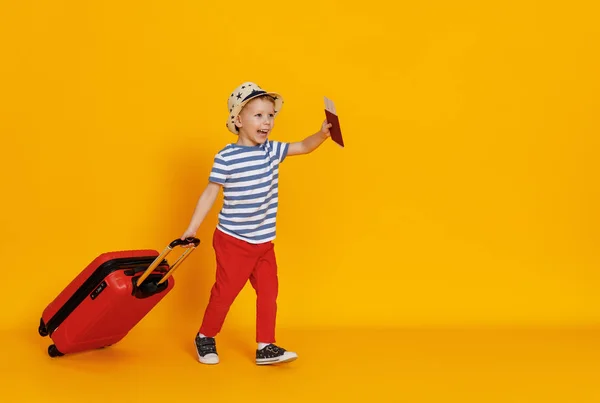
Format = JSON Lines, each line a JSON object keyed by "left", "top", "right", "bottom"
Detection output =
{"left": 180, "top": 82, "right": 332, "bottom": 365}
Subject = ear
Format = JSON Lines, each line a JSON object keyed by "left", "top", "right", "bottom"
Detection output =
{"left": 234, "top": 114, "right": 243, "bottom": 129}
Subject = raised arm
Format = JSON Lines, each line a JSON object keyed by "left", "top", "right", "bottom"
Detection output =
{"left": 287, "top": 120, "right": 332, "bottom": 156}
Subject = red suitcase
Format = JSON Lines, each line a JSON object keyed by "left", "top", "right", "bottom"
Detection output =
{"left": 38, "top": 237, "right": 200, "bottom": 357}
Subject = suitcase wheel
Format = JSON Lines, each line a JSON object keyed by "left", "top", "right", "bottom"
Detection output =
{"left": 48, "top": 345, "right": 64, "bottom": 358}
{"left": 38, "top": 318, "right": 48, "bottom": 337}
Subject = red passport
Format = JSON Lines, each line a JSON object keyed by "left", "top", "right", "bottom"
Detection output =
{"left": 324, "top": 97, "right": 344, "bottom": 148}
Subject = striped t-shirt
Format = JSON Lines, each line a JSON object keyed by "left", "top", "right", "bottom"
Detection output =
{"left": 209, "top": 140, "right": 290, "bottom": 244}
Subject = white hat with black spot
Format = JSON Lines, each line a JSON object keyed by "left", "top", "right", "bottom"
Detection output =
{"left": 226, "top": 82, "right": 284, "bottom": 135}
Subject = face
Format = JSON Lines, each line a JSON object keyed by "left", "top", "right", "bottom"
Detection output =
{"left": 235, "top": 97, "right": 276, "bottom": 145}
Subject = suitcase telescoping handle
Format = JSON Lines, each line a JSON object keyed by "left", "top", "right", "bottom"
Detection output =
{"left": 136, "top": 237, "right": 200, "bottom": 286}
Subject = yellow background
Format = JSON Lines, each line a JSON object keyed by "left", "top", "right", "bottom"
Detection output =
{"left": 1, "top": 1, "right": 600, "bottom": 400}
{"left": 1, "top": 0, "right": 600, "bottom": 331}
{"left": 0, "top": 0, "right": 600, "bottom": 403}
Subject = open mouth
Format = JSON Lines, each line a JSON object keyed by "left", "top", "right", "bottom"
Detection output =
{"left": 258, "top": 129, "right": 269, "bottom": 135}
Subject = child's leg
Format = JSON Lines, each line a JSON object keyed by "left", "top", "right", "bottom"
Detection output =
{"left": 249, "top": 243, "right": 278, "bottom": 344}
{"left": 199, "top": 229, "right": 257, "bottom": 337}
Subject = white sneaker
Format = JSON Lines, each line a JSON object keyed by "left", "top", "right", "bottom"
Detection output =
{"left": 194, "top": 334, "right": 219, "bottom": 365}
{"left": 256, "top": 344, "right": 298, "bottom": 365}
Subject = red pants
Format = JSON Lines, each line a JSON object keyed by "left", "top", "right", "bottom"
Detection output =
{"left": 199, "top": 228, "right": 279, "bottom": 343}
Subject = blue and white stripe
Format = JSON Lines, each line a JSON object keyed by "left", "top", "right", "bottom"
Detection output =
{"left": 209, "top": 140, "right": 289, "bottom": 244}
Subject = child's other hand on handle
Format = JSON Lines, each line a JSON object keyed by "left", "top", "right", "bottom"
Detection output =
{"left": 180, "top": 230, "right": 197, "bottom": 248}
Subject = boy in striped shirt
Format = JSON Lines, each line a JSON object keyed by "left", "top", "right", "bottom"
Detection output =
{"left": 181, "top": 82, "right": 332, "bottom": 365}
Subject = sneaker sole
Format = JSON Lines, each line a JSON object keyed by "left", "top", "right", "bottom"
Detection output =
{"left": 194, "top": 342, "right": 219, "bottom": 365}
{"left": 256, "top": 354, "right": 298, "bottom": 365}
